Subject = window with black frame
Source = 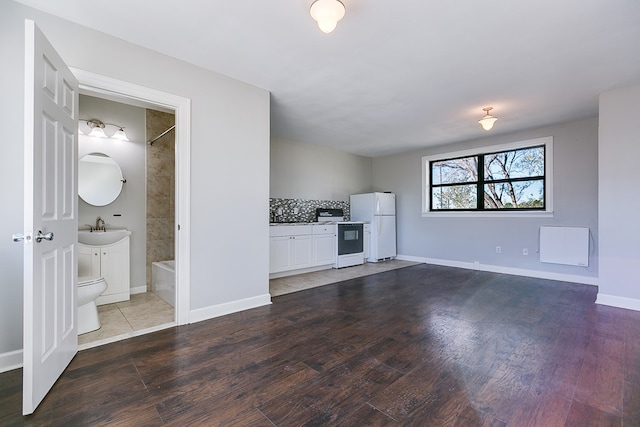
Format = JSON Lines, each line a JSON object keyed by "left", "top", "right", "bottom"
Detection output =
{"left": 429, "top": 145, "right": 546, "bottom": 211}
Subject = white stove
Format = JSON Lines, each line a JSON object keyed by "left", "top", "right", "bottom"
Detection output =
{"left": 315, "top": 209, "right": 365, "bottom": 268}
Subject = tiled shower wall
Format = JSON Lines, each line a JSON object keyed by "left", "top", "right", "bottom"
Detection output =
{"left": 146, "top": 109, "right": 175, "bottom": 290}
{"left": 270, "top": 198, "right": 350, "bottom": 223}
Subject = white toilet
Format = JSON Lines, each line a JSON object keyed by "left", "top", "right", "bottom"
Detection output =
{"left": 77, "top": 277, "right": 108, "bottom": 335}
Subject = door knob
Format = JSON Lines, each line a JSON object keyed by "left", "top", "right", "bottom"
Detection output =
{"left": 35, "top": 230, "right": 54, "bottom": 243}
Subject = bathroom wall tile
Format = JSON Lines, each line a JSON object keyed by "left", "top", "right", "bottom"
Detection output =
{"left": 146, "top": 109, "right": 175, "bottom": 289}
{"left": 147, "top": 195, "right": 174, "bottom": 219}
{"left": 147, "top": 218, "right": 174, "bottom": 242}
{"left": 147, "top": 239, "right": 174, "bottom": 263}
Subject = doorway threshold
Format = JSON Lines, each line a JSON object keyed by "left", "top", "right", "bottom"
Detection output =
{"left": 78, "top": 322, "right": 176, "bottom": 351}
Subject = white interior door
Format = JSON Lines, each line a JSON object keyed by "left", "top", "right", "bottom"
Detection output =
{"left": 22, "top": 19, "right": 78, "bottom": 416}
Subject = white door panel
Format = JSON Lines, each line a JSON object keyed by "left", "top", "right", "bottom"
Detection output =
{"left": 23, "top": 19, "right": 78, "bottom": 415}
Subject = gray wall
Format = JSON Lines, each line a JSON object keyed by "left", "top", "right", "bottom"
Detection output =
{"left": 372, "top": 117, "right": 599, "bottom": 279}
{"left": 598, "top": 83, "right": 640, "bottom": 303}
{"left": 78, "top": 95, "right": 147, "bottom": 291}
{"left": 271, "top": 137, "right": 372, "bottom": 201}
{"left": 0, "top": 1, "right": 270, "bottom": 357}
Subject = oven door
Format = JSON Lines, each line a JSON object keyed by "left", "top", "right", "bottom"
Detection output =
{"left": 337, "top": 223, "right": 364, "bottom": 255}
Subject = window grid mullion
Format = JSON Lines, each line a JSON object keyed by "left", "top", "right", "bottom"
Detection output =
{"left": 477, "top": 155, "right": 484, "bottom": 210}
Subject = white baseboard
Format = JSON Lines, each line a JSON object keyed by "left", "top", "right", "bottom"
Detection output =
{"left": 596, "top": 293, "right": 640, "bottom": 311}
{"left": 130, "top": 286, "right": 147, "bottom": 295}
{"left": 396, "top": 254, "right": 599, "bottom": 286}
{"left": 0, "top": 349, "right": 23, "bottom": 373}
{"left": 189, "top": 293, "right": 272, "bottom": 325}
{"left": 395, "top": 254, "right": 427, "bottom": 263}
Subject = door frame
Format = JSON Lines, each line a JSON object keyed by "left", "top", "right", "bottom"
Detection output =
{"left": 72, "top": 68, "right": 191, "bottom": 326}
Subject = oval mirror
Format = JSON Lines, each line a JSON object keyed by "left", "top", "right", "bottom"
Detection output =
{"left": 78, "top": 153, "right": 125, "bottom": 206}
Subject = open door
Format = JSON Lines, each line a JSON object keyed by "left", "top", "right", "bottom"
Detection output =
{"left": 21, "top": 20, "right": 79, "bottom": 415}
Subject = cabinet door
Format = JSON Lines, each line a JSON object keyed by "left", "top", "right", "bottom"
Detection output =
{"left": 290, "top": 235, "right": 312, "bottom": 269}
{"left": 78, "top": 244, "right": 100, "bottom": 278}
{"left": 313, "top": 234, "right": 335, "bottom": 266}
{"left": 270, "top": 236, "right": 291, "bottom": 273}
{"left": 101, "top": 242, "right": 129, "bottom": 296}
{"left": 364, "top": 231, "right": 370, "bottom": 261}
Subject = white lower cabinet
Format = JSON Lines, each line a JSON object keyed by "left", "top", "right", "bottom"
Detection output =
{"left": 313, "top": 225, "right": 336, "bottom": 266}
{"left": 269, "top": 236, "right": 291, "bottom": 272}
{"left": 363, "top": 223, "right": 371, "bottom": 262}
{"left": 269, "top": 224, "right": 336, "bottom": 275}
{"left": 290, "top": 235, "right": 313, "bottom": 269}
{"left": 78, "top": 236, "right": 130, "bottom": 305}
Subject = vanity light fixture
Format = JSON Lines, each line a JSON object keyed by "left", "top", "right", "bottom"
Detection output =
{"left": 86, "top": 119, "right": 107, "bottom": 138}
{"left": 310, "top": 0, "right": 345, "bottom": 34}
{"left": 82, "top": 119, "right": 130, "bottom": 141}
{"left": 478, "top": 107, "right": 498, "bottom": 131}
{"left": 112, "top": 127, "right": 129, "bottom": 141}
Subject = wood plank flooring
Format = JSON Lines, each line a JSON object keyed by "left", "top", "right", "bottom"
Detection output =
{"left": 2, "top": 264, "right": 640, "bottom": 426}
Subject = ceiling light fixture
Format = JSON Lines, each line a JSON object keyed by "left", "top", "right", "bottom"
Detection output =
{"left": 82, "top": 119, "right": 129, "bottom": 141}
{"left": 478, "top": 107, "right": 498, "bottom": 131}
{"left": 310, "top": 0, "right": 345, "bottom": 34}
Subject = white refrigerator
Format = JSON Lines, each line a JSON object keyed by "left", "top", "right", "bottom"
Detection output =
{"left": 350, "top": 192, "right": 397, "bottom": 262}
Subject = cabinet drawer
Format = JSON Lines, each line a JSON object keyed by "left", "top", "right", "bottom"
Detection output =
{"left": 312, "top": 224, "right": 336, "bottom": 235}
{"left": 269, "top": 225, "right": 313, "bottom": 237}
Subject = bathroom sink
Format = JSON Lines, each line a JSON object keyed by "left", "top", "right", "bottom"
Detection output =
{"left": 78, "top": 229, "right": 131, "bottom": 245}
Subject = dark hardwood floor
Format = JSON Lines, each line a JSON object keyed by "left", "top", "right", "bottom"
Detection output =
{"left": 2, "top": 264, "right": 639, "bottom": 426}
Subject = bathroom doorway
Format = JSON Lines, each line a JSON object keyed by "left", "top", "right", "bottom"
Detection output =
{"left": 73, "top": 69, "right": 191, "bottom": 349}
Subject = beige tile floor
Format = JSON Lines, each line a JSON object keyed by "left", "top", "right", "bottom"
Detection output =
{"left": 270, "top": 259, "right": 420, "bottom": 296}
{"left": 79, "top": 261, "right": 417, "bottom": 347}
{"left": 78, "top": 292, "right": 174, "bottom": 346}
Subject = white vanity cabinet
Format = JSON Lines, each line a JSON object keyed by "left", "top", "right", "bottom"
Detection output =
{"left": 269, "top": 224, "right": 336, "bottom": 276}
{"left": 78, "top": 235, "right": 130, "bottom": 305}
{"left": 312, "top": 224, "right": 336, "bottom": 266}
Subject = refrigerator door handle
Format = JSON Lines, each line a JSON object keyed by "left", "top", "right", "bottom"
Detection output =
{"left": 377, "top": 217, "right": 382, "bottom": 236}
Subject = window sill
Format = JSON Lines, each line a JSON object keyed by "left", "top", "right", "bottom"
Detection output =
{"left": 421, "top": 210, "right": 554, "bottom": 219}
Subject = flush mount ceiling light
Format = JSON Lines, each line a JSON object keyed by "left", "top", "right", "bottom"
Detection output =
{"left": 310, "top": 0, "right": 345, "bottom": 33}
{"left": 82, "top": 119, "right": 129, "bottom": 141}
{"left": 478, "top": 107, "right": 498, "bottom": 131}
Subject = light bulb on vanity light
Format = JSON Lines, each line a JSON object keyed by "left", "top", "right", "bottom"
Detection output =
{"left": 87, "top": 119, "right": 108, "bottom": 138}
{"left": 112, "top": 127, "right": 129, "bottom": 141}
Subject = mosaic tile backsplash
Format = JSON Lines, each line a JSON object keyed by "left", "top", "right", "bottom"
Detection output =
{"left": 270, "top": 198, "right": 350, "bottom": 223}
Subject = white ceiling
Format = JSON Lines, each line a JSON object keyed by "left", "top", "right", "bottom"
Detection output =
{"left": 16, "top": 0, "right": 640, "bottom": 157}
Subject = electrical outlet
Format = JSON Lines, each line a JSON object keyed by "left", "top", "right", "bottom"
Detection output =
{"left": 523, "top": 248, "right": 529, "bottom": 256}
{"left": 496, "top": 246, "right": 501, "bottom": 254}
